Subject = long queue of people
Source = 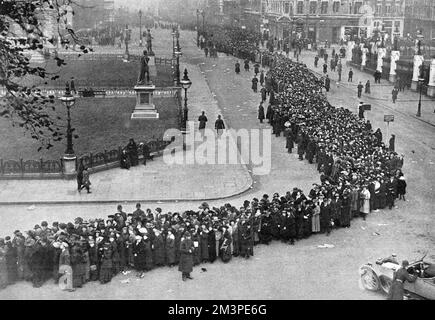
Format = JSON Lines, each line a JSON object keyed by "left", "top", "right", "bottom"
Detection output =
{"left": 0, "top": 31, "right": 407, "bottom": 293}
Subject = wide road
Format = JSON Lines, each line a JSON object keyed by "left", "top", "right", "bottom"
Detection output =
{"left": 0, "top": 30, "right": 433, "bottom": 300}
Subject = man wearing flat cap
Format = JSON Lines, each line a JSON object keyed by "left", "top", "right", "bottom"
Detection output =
{"left": 388, "top": 260, "right": 417, "bottom": 300}
{"left": 179, "top": 231, "right": 194, "bottom": 281}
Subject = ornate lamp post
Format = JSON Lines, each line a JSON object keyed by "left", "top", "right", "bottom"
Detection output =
{"left": 59, "top": 83, "right": 77, "bottom": 176}
{"left": 174, "top": 50, "right": 182, "bottom": 86}
{"left": 171, "top": 29, "right": 176, "bottom": 58}
{"left": 416, "top": 33, "right": 424, "bottom": 56}
{"left": 200, "top": 10, "right": 205, "bottom": 37}
{"left": 180, "top": 68, "right": 192, "bottom": 132}
{"left": 139, "top": 10, "right": 143, "bottom": 47}
{"left": 196, "top": 9, "right": 200, "bottom": 46}
{"left": 124, "top": 24, "right": 131, "bottom": 60}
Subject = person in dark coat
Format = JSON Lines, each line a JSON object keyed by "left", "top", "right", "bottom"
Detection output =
{"left": 179, "top": 232, "right": 194, "bottom": 281}
{"left": 260, "top": 86, "right": 267, "bottom": 102}
{"left": 126, "top": 138, "right": 139, "bottom": 166}
{"left": 235, "top": 61, "right": 240, "bottom": 74}
{"left": 348, "top": 68, "right": 353, "bottom": 82}
{"left": 259, "top": 70, "right": 264, "bottom": 86}
{"left": 0, "top": 239, "right": 8, "bottom": 289}
{"left": 191, "top": 230, "right": 201, "bottom": 266}
{"left": 199, "top": 226, "right": 209, "bottom": 262}
{"left": 340, "top": 192, "right": 351, "bottom": 228}
{"left": 153, "top": 230, "right": 165, "bottom": 267}
{"left": 165, "top": 230, "right": 176, "bottom": 266}
{"left": 87, "top": 239, "right": 99, "bottom": 281}
{"left": 4, "top": 236, "right": 17, "bottom": 285}
{"left": 77, "top": 159, "right": 84, "bottom": 192}
{"left": 132, "top": 235, "right": 147, "bottom": 277}
{"left": 207, "top": 227, "right": 217, "bottom": 263}
{"left": 323, "top": 63, "right": 327, "bottom": 74}
{"left": 120, "top": 149, "right": 131, "bottom": 169}
{"left": 99, "top": 244, "right": 113, "bottom": 284}
{"left": 252, "top": 76, "right": 259, "bottom": 93}
{"left": 320, "top": 198, "right": 332, "bottom": 235}
{"left": 388, "top": 260, "right": 417, "bottom": 300}
{"left": 365, "top": 80, "right": 371, "bottom": 94}
{"left": 254, "top": 63, "right": 260, "bottom": 76}
{"left": 397, "top": 176, "right": 407, "bottom": 201}
{"left": 141, "top": 143, "right": 151, "bottom": 166}
{"left": 357, "top": 81, "right": 363, "bottom": 98}
{"left": 386, "top": 176, "right": 397, "bottom": 209}
{"left": 389, "top": 134, "right": 395, "bottom": 152}
{"left": 324, "top": 75, "right": 330, "bottom": 92}
{"left": 258, "top": 103, "right": 265, "bottom": 123}
{"left": 284, "top": 127, "right": 294, "bottom": 153}
{"left": 142, "top": 235, "right": 154, "bottom": 271}
{"left": 71, "top": 244, "right": 85, "bottom": 288}
{"left": 244, "top": 59, "right": 250, "bottom": 71}
{"left": 266, "top": 104, "right": 273, "bottom": 123}
{"left": 219, "top": 228, "right": 232, "bottom": 263}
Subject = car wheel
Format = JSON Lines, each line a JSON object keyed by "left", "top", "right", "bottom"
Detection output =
{"left": 360, "top": 266, "right": 380, "bottom": 291}
{"left": 379, "top": 275, "right": 392, "bottom": 294}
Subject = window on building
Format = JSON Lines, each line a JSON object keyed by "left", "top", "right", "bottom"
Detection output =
{"left": 354, "top": 1, "right": 362, "bottom": 14}
{"left": 385, "top": 4, "right": 391, "bottom": 14}
{"left": 297, "top": 1, "right": 303, "bottom": 14}
{"left": 333, "top": 1, "right": 340, "bottom": 13}
{"left": 376, "top": 4, "right": 381, "bottom": 15}
{"left": 284, "top": 2, "right": 290, "bottom": 14}
{"left": 321, "top": 1, "right": 328, "bottom": 14}
{"left": 309, "top": 1, "right": 317, "bottom": 14}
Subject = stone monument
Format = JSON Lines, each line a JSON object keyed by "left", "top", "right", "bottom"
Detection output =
{"left": 427, "top": 59, "right": 435, "bottom": 97}
{"left": 131, "top": 50, "right": 159, "bottom": 119}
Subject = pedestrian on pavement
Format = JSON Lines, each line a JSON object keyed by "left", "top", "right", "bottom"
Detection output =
{"left": 141, "top": 143, "right": 151, "bottom": 166}
{"left": 234, "top": 61, "right": 240, "bottom": 74}
{"left": 260, "top": 86, "right": 267, "bottom": 102}
{"left": 259, "top": 70, "right": 264, "bottom": 86}
{"left": 198, "top": 111, "right": 208, "bottom": 137}
{"left": 397, "top": 175, "right": 407, "bottom": 201}
{"left": 348, "top": 68, "right": 353, "bottom": 82}
{"left": 254, "top": 63, "right": 260, "bottom": 76}
{"left": 365, "top": 80, "right": 371, "bottom": 94}
{"left": 389, "top": 134, "right": 396, "bottom": 152}
{"left": 324, "top": 75, "right": 330, "bottom": 92}
{"left": 215, "top": 115, "right": 225, "bottom": 138}
{"left": 375, "top": 70, "right": 382, "bottom": 83}
{"left": 258, "top": 103, "right": 265, "bottom": 123}
{"left": 77, "top": 159, "right": 84, "bottom": 192}
{"left": 204, "top": 47, "right": 209, "bottom": 57}
{"left": 179, "top": 232, "right": 194, "bottom": 281}
{"left": 388, "top": 260, "right": 417, "bottom": 300}
{"left": 81, "top": 167, "right": 91, "bottom": 194}
{"left": 252, "top": 76, "right": 259, "bottom": 93}
{"left": 358, "top": 102, "right": 365, "bottom": 120}
{"left": 337, "top": 63, "right": 342, "bottom": 81}
{"left": 392, "top": 87, "right": 399, "bottom": 103}
{"left": 357, "top": 81, "right": 363, "bottom": 98}
{"left": 244, "top": 59, "right": 250, "bottom": 72}
{"left": 314, "top": 55, "right": 319, "bottom": 68}
{"left": 323, "top": 62, "right": 328, "bottom": 74}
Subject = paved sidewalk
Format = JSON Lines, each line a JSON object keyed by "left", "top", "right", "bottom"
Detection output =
{"left": 296, "top": 48, "right": 435, "bottom": 127}
{"left": 0, "top": 31, "right": 252, "bottom": 204}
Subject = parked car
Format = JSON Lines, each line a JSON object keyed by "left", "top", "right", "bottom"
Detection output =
{"left": 359, "top": 253, "right": 435, "bottom": 300}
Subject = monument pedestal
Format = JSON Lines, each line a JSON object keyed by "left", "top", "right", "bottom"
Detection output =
{"left": 427, "top": 85, "right": 435, "bottom": 97}
{"left": 62, "top": 154, "right": 77, "bottom": 179}
{"left": 131, "top": 84, "right": 159, "bottom": 119}
{"left": 411, "top": 80, "right": 418, "bottom": 91}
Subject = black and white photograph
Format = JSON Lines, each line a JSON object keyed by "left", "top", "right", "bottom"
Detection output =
{"left": 0, "top": 0, "right": 434, "bottom": 303}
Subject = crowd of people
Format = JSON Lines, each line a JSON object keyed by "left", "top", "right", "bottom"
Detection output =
{"left": 0, "top": 27, "right": 408, "bottom": 293}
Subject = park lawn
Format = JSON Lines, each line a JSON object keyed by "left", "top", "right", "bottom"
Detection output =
{"left": 0, "top": 97, "right": 179, "bottom": 161}
{"left": 23, "top": 58, "right": 174, "bottom": 88}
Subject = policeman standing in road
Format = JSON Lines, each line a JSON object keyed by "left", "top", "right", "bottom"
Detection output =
{"left": 388, "top": 260, "right": 417, "bottom": 300}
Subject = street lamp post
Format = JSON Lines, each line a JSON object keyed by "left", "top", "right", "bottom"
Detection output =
{"left": 180, "top": 68, "right": 192, "bottom": 132}
{"left": 196, "top": 9, "right": 200, "bottom": 46}
{"left": 171, "top": 29, "right": 176, "bottom": 58}
{"left": 139, "top": 10, "right": 143, "bottom": 47}
{"left": 417, "top": 77, "right": 424, "bottom": 117}
{"left": 201, "top": 10, "right": 205, "bottom": 37}
{"left": 59, "top": 83, "right": 77, "bottom": 177}
{"left": 175, "top": 50, "right": 182, "bottom": 86}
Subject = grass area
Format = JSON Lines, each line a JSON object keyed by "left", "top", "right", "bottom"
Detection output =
{"left": 0, "top": 97, "right": 179, "bottom": 160}
{"left": 24, "top": 58, "right": 174, "bottom": 88}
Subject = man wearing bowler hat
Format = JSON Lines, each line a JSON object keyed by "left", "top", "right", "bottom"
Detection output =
{"left": 179, "top": 231, "right": 194, "bottom": 281}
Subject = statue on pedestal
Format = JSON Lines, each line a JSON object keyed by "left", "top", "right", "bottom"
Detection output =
{"left": 137, "top": 50, "right": 150, "bottom": 85}
{"left": 145, "top": 29, "right": 154, "bottom": 54}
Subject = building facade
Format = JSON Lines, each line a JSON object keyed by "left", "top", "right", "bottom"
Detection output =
{"left": 242, "top": 0, "right": 405, "bottom": 43}
{"left": 403, "top": 0, "right": 435, "bottom": 42}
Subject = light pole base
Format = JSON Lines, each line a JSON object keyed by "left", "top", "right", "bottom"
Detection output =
{"left": 62, "top": 154, "right": 77, "bottom": 178}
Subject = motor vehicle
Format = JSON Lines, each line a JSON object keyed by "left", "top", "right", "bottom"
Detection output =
{"left": 359, "top": 253, "right": 435, "bottom": 300}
